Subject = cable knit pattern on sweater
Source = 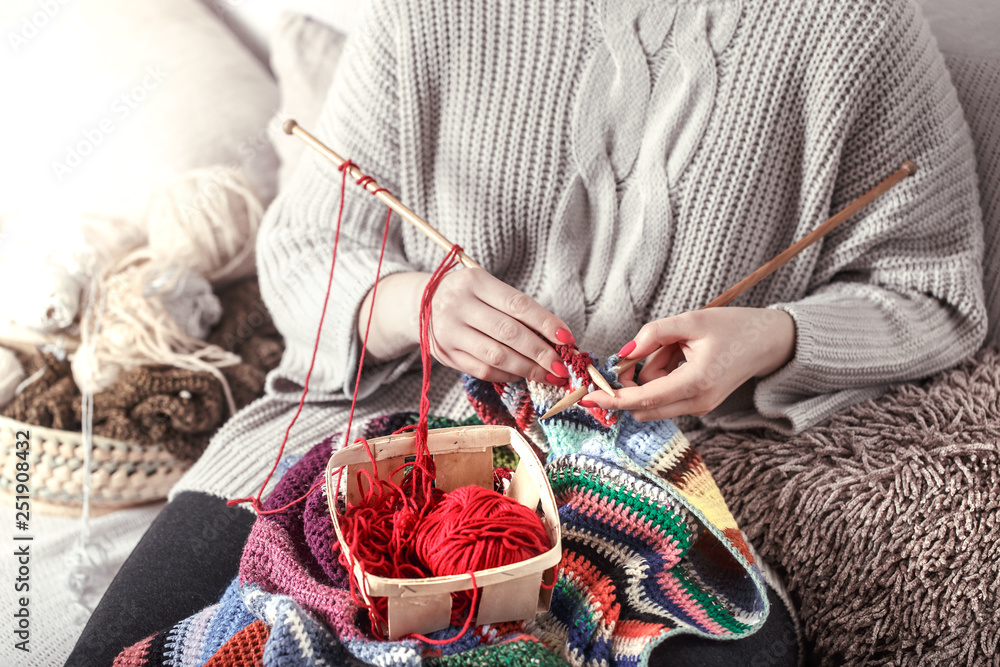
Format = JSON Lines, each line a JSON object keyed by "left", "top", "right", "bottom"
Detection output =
{"left": 175, "top": 0, "right": 986, "bottom": 501}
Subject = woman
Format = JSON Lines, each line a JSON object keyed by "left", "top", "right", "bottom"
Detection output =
{"left": 71, "top": 0, "right": 985, "bottom": 664}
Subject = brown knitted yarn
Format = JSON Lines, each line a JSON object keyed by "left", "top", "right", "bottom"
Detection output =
{"left": 1, "top": 277, "right": 284, "bottom": 463}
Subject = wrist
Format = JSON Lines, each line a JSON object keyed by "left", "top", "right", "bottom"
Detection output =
{"left": 358, "top": 272, "right": 431, "bottom": 362}
{"left": 754, "top": 309, "right": 796, "bottom": 378}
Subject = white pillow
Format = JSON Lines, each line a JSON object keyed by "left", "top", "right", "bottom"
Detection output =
{"left": 267, "top": 12, "right": 348, "bottom": 189}
{"left": 0, "top": 0, "right": 280, "bottom": 223}
{"left": 199, "top": 0, "right": 360, "bottom": 64}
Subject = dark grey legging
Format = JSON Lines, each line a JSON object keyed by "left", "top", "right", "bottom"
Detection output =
{"left": 66, "top": 492, "right": 799, "bottom": 666}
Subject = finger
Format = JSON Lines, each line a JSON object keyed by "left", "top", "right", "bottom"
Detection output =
{"left": 470, "top": 270, "right": 575, "bottom": 347}
{"left": 637, "top": 343, "right": 686, "bottom": 384}
{"left": 449, "top": 325, "right": 565, "bottom": 385}
{"left": 580, "top": 370, "right": 699, "bottom": 413}
{"left": 628, "top": 396, "right": 707, "bottom": 422}
{"left": 444, "top": 348, "right": 522, "bottom": 384}
{"left": 461, "top": 301, "right": 568, "bottom": 381}
{"left": 616, "top": 362, "right": 637, "bottom": 385}
{"left": 619, "top": 312, "right": 707, "bottom": 361}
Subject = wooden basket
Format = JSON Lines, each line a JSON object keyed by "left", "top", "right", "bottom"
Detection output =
{"left": 325, "top": 424, "right": 562, "bottom": 640}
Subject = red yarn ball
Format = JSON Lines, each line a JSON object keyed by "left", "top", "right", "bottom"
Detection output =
{"left": 413, "top": 485, "right": 551, "bottom": 576}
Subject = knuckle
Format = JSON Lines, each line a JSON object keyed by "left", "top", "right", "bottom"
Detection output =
{"left": 506, "top": 292, "right": 530, "bottom": 315}
{"left": 682, "top": 310, "right": 708, "bottom": 330}
{"left": 637, "top": 396, "right": 658, "bottom": 411}
{"left": 483, "top": 345, "right": 507, "bottom": 368}
{"left": 495, "top": 319, "right": 519, "bottom": 343}
{"left": 468, "top": 361, "right": 492, "bottom": 379}
{"left": 434, "top": 286, "right": 458, "bottom": 310}
{"left": 686, "top": 368, "right": 708, "bottom": 391}
{"left": 636, "top": 322, "right": 657, "bottom": 342}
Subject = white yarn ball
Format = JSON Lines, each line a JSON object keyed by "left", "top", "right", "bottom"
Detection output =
{"left": 145, "top": 264, "right": 222, "bottom": 340}
{"left": 145, "top": 166, "right": 263, "bottom": 285}
{"left": 0, "top": 263, "right": 83, "bottom": 332}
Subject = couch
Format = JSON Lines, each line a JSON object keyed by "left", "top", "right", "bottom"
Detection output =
{"left": 0, "top": 0, "right": 996, "bottom": 664}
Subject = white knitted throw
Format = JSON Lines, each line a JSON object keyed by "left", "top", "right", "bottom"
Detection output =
{"left": 175, "top": 0, "right": 986, "bottom": 501}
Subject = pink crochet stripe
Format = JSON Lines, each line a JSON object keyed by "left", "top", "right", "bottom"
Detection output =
{"left": 113, "top": 634, "right": 154, "bottom": 667}
{"left": 655, "top": 570, "right": 727, "bottom": 635}
{"left": 558, "top": 490, "right": 685, "bottom": 567}
{"left": 239, "top": 519, "right": 363, "bottom": 639}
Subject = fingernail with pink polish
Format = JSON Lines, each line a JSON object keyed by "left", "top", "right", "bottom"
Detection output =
{"left": 578, "top": 400, "right": 599, "bottom": 408}
{"left": 555, "top": 328, "right": 576, "bottom": 346}
{"left": 617, "top": 341, "right": 637, "bottom": 359}
{"left": 551, "top": 361, "right": 570, "bottom": 378}
{"left": 545, "top": 373, "right": 568, "bottom": 386}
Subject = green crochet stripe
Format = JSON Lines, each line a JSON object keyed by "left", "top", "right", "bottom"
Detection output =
{"left": 424, "top": 638, "right": 565, "bottom": 666}
{"left": 670, "top": 564, "right": 755, "bottom": 634}
{"left": 492, "top": 444, "right": 520, "bottom": 470}
{"left": 420, "top": 414, "right": 483, "bottom": 430}
{"left": 554, "top": 577, "right": 599, "bottom": 639}
{"left": 548, "top": 466, "right": 694, "bottom": 554}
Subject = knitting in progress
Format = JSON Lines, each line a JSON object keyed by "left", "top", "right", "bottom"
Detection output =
{"left": 114, "top": 355, "right": 768, "bottom": 665}
{"left": 175, "top": 0, "right": 986, "bottom": 507}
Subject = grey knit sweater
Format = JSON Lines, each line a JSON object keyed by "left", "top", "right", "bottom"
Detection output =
{"left": 176, "top": 0, "right": 986, "bottom": 501}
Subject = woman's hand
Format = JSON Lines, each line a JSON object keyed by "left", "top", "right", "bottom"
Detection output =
{"left": 358, "top": 268, "right": 575, "bottom": 385}
{"left": 581, "top": 308, "right": 796, "bottom": 421}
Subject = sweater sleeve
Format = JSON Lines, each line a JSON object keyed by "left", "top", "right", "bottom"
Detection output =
{"left": 711, "top": 3, "right": 987, "bottom": 434}
{"left": 256, "top": 0, "right": 420, "bottom": 400}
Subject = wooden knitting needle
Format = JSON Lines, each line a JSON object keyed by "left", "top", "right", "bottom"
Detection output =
{"left": 283, "top": 119, "right": 617, "bottom": 397}
{"left": 540, "top": 160, "right": 918, "bottom": 420}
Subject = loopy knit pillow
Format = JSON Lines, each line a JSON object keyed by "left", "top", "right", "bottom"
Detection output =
{"left": 696, "top": 345, "right": 1000, "bottom": 665}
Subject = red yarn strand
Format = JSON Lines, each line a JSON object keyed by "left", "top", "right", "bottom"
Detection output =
{"left": 227, "top": 159, "right": 357, "bottom": 514}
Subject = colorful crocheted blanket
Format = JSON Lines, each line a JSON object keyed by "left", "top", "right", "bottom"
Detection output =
{"left": 115, "top": 351, "right": 767, "bottom": 666}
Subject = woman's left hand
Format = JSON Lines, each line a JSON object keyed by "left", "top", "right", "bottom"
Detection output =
{"left": 580, "top": 308, "right": 796, "bottom": 422}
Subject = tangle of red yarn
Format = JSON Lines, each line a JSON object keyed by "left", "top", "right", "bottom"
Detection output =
{"left": 335, "top": 244, "right": 466, "bottom": 638}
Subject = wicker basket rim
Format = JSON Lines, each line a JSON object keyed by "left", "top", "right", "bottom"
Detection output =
{"left": 0, "top": 414, "right": 151, "bottom": 451}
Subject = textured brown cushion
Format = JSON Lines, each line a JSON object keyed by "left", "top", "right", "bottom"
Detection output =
{"left": 697, "top": 346, "right": 1000, "bottom": 665}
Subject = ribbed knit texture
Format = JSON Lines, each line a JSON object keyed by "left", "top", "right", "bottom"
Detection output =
{"left": 944, "top": 53, "right": 1000, "bottom": 347}
{"left": 176, "top": 0, "right": 986, "bottom": 501}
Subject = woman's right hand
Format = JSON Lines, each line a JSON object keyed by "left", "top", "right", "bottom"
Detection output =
{"left": 426, "top": 268, "right": 574, "bottom": 385}
{"left": 358, "top": 268, "right": 575, "bottom": 386}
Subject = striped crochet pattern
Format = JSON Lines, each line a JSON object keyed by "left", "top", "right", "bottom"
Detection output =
{"left": 115, "top": 352, "right": 766, "bottom": 666}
